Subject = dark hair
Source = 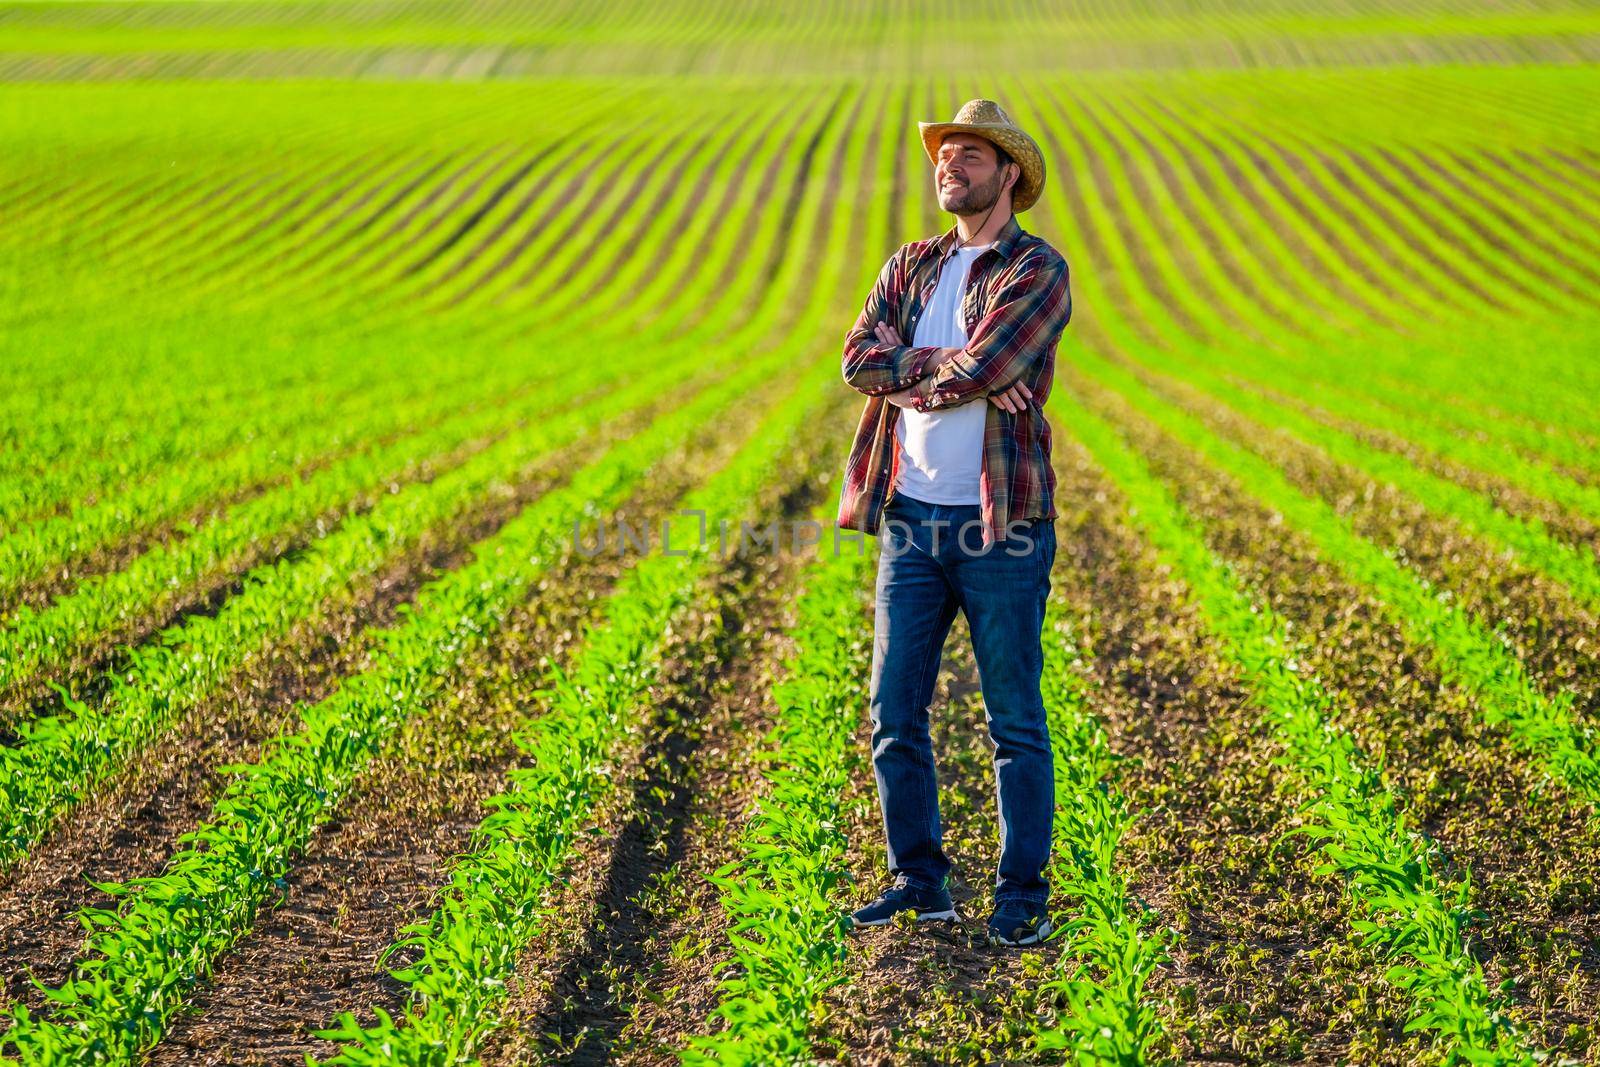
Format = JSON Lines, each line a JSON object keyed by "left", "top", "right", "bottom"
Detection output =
{"left": 992, "top": 143, "right": 1016, "bottom": 194}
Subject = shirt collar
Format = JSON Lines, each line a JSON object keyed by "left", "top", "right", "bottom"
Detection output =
{"left": 930, "top": 211, "right": 1024, "bottom": 263}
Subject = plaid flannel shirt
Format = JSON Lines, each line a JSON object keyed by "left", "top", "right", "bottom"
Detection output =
{"left": 837, "top": 213, "right": 1072, "bottom": 547}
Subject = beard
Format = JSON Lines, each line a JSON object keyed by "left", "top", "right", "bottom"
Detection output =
{"left": 938, "top": 170, "right": 1003, "bottom": 215}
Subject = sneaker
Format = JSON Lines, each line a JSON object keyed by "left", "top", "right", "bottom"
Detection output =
{"left": 986, "top": 899, "right": 1053, "bottom": 946}
{"left": 850, "top": 877, "right": 960, "bottom": 927}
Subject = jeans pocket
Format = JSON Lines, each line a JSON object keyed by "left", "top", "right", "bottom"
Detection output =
{"left": 1037, "top": 521, "right": 1056, "bottom": 586}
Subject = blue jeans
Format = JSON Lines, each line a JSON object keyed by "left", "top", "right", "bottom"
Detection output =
{"left": 868, "top": 490, "right": 1057, "bottom": 906}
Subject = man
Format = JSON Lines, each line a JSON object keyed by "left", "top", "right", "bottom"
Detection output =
{"left": 837, "top": 98, "right": 1071, "bottom": 947}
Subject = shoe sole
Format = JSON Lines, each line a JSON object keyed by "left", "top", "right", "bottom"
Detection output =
{"left": 987, "top": 918, "right": 1055, "bottom": 946}
{"left": 851, "top": 908, "right": 961, "bottom": 927}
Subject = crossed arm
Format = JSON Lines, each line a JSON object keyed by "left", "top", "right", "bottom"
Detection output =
{"left": 872, "top": 322, "right": 1034, "bottom": 413}
{"left": 841, "top": 246, "right": 1072, "bottom": 415}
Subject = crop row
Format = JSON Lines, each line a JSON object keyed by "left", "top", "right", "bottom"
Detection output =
{"left": 1, "top": 85, "right": 684, "bottom": 470}
{"left": 966, "top": 64, "right": 1593, "bottom": 1062}
{"left": 1, "top": 79, "right": 852, "bottom": 707}
{"left": 316, "top": 337, "right": 842, "bottom": 1067}
{"left": 0, "top": 348, "right": 598, "bottom": 607}
{"left": 1137, "top": 330, "right": 1600, "bottom": 540}
{"left": 677, "top": 507, "right": 1170, "bottom": 1064}
{"left": 1002, "top": 71, "right": 1600, "bottom": 476}
{"left": 1116, "top": 345, "right": 1600, "bottom": 613}
{"left": 0, "top": 334, "right": 803, "bottom": 1065}
{"left": 0, "top": 351, "right": 619, "bottom": 702}
{"left": 9, "top": 68, "right": 1587, "bottom": 502}
{"left": 1028, "top": 595, "right": 1170, "bottom": 1060}
{"left": 1009, "top": 73, "right": 1597, "bottom": 769}
{"left": 1055, "top": 384, "right": 1552, "bottom": 1063}
{"left": 0, "top": 71, "right": 884, "bottom": 1063}
{"left": 1076, "top": 349, "right": 1600, "bottom": 808}
{"left": 4, "top": 78, "right": 840, "bottom": 560}
{"left": 9, "top": 68, "right": 1587, "bottom": 575}
{"left": 2, "top": 12, "right": 1595, "bottom": 84}
{"left": 676, "top": 487, "right": 874, "bottom": 1065}
{"left": 674, "top": 78, "right": 931, "bottom": 1063}
{"left": 0, "top": 328, "right": 739, "bottom": 870}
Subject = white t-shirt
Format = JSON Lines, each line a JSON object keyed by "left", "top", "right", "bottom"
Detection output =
{"left": 893, "top": 242, "right": 992, "bottom": 505}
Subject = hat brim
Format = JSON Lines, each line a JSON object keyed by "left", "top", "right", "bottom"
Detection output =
{"left": 919, "top": 121, "right": 1045, "bottom": 213}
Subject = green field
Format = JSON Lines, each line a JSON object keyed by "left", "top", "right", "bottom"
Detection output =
{"left": 1, "top": 1, "right": 1599, "bottom": 1063}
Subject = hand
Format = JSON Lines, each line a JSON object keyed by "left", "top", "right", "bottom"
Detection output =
{"left": 877, "top": 322, "right": 923, "bottom": 408}
{"left": 877, "top": 322, "right": 960, "bottom": 374}
{"left": 988, "top": 380, "right": 1033, "bottom": 413}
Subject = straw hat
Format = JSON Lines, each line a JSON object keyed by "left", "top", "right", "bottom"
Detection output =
{"left": 918, "top": 98, "right": 1045, "bottom": 213}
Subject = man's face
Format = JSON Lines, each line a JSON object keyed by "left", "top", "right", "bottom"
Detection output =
{"left": 935, "top": 133, "right": 1011, "bottom": 216}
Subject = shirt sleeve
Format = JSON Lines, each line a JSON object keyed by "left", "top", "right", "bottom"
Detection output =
{"left": 841, "top": 246, "right": 940, "bottom": 397}
{"left": 907, "top": 250, "right": 1071, "bottom": 413}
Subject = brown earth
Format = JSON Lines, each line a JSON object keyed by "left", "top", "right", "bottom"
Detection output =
{"left": 1074, "top": 362, "right": 1600, "bottom": 1064}
{"left": 140, "top": 387, "right": 815, "bottom": 1066}
{"left": 0, "top": 363, "right": 739, "bottom": 1013}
